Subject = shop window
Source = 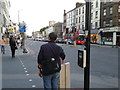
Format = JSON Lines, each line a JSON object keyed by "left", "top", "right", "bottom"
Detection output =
{"left": 103, "top": 37, "right": 113, "bottom": 42}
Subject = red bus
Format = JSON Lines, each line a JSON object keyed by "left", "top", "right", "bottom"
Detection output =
{"left": 64, "top": 33, "right": 86, "bottom": 45}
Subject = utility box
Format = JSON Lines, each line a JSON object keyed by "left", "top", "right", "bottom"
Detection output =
{"left": 78, "top": 49, "right": 86, "bottom": 68}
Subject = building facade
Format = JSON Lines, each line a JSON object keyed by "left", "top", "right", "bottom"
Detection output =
{"left": 91, "top": 0, "right": 101, "bottom": 43}
{"left": 53, "top": 22, "right": 63, "bottom": 38}
{"left": 0, "top": 0, "right": 11, "bottom": 39}
{"left": 64, "top": 2, "right": 86, "bottom": 39}
{"left": 75, "top": 3, "right": 86, "bottom": 34}
{"left": 100, "top": 1, "right": 120, "bottom": 45}
{"left": 66, "top": 8, "right": 76, "bottom": 33}
{"left": 45, "top": 22, "right": 63, "bottom": 38}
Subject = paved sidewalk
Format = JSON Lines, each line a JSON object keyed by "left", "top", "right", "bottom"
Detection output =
{"left": 91, "top": 43, "right": 120, "bottom": 48}
{"left": 62, "top": 43, "right": 119, "bottom": 48}
{"left": 1, "top": 44, "right": 29, "bottom": 57}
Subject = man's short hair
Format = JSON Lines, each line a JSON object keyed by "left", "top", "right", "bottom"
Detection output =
{"left": 49, "top": 32, "right": 57, "bottom": 41}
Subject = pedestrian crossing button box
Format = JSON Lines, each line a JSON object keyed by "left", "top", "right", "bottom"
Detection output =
{"left": 78, "top": 49, "right": 86, "bottom": 68}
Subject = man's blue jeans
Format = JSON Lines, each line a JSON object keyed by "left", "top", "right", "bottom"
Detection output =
{"left": 1, "top": 45, "right": 5, "bottom": 54}
{"left": 43, "top": 72, "right": 60, "bottom": 90}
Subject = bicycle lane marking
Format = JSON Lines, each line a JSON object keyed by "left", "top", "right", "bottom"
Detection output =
{"left": 17, "top": 55, "right": 37, "bottom": 88}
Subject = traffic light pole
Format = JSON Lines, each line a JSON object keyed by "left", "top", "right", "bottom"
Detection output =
{"left": 84, "top": 1, "right": 91, "bottom": 90}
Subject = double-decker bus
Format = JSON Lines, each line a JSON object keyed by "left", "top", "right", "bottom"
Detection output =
{"left": 64, "top": 32, "right": 86, "bottom": 45}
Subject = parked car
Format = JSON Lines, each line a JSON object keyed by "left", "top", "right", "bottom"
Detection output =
{"left": 67, "top": 39, "right": 74, "bottom": 44}
{"left": 56, "top": 38, "right": 65, "bottom": 43}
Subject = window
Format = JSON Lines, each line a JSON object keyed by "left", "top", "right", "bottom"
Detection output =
{"left": 110, "top": 20, "right": 113, "bottom": 26}
{"left": 96, "top": 0, "right": 98, "bottom": 8}
{"left": 79, "top": 8, "right": 81, "bottom": 14}
{"left": 118, "top": 5, "right": 120, "bottom": 12}
{"left": 76, "top": 18, "right": 78, "bottom": 23}
{"left": 79, "top": 17, "right": 81, "bottom": 23}
{"left": 91, "top": 2, "right": 93, "bottom": 9}
{"left": 95, "top": 22, "right": 98, "bottom": 28}
{"left": 103, "top": 9, "right": 106, "bottom": 16}
{"left": 76, "top": 10, "right": 78, "bottom": 15}
{"left": 110, "top": 7, "right": 113, "bottom": 14}
{"left": 104, "top": 0, "right": 106, "bottom": 4}
{"left": 82, "top": 16, "right": 84, "bottom": 22}
{"left": 91, "top": 13, "right": 93, "bottom": 20}
{"left": 79, "top": 25, "right": 80, "bottom": 29}
{"left": 95, "top": 11, "right": 98, "bottom": 18}
{"left": 103, "top": 21, "right": 106, "bottom": 27}
{"left": 91, "top": 23, "right": 93, "bottom": 29}
{"left": 82, "top": 25, "right": 84, "bottom": 29}
{"left": 82, "top": 7, "right": 84, "bottom": 14}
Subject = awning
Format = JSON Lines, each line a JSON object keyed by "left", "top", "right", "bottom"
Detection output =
{"left": 91, "top": 29, "right": 98, "bottom": 34}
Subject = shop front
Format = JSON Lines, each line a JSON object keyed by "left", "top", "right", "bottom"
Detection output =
{"left": 91, "top": 29, "right": 98, "bottom": 43}
{"left": 100, "top": 26, "right": 120, "bottom": 46}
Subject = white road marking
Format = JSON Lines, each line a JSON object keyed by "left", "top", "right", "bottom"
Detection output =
{"left": 26, "top": 74, "right": 29, "bottom": 76}
{"left": 25, "top": 71, "right": 28, "bottom": 73}
{"left": 32, "top": 85, "right": 36, "bottom": 88}
{"left": 24, "top": 68, "right": 26, "bottom": 70}
{"left": 29, "top": 79, "right": 32, "bottom": 82}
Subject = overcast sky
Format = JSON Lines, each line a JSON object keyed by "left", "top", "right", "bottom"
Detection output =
{"left": 9, "top": 0, "right": 85, "bottom": 35}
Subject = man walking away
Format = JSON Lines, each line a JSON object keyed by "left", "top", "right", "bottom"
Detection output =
{"left": 37, "top": 32, "right": 65, "bottom": 90}
{"left": 9, "top": 36, "right": 17, "bottom": 58}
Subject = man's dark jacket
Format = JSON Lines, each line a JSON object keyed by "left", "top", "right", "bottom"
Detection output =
{"left": 37, "top": 41, "right": 65, "bottom": 76}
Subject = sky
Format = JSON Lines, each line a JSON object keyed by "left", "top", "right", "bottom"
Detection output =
{"left": 9, "top": 0, "right": 85, "bottom": 36}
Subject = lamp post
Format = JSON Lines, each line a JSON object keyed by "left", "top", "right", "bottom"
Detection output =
{"left": 84, "top": 0, "right": 91, "bottom": 90}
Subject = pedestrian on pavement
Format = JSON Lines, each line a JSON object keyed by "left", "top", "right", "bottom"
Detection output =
{"left": 9, "top": 36, "right": 17, "bottom": 58}
{"left": 0, "top": 36, "right": 6, "bottom": 54}
{"left": 37, "top": 32, "right": 65, "bottom": 89}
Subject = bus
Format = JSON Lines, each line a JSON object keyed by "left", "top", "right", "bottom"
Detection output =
{"left": 64, "top": 33, "right": 86, "bottom": 45}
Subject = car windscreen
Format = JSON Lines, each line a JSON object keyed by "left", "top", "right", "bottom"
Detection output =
{"left": 76, "top": 36, "right": 85, "bottom": 41}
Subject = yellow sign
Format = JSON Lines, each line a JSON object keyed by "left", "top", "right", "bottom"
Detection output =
{"left": 9, "top": 29, "right": 14, "bottom": 32}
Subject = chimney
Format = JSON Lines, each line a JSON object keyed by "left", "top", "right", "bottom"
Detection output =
{"left": 76, "top": 2, "right": 82, "bottom": 8}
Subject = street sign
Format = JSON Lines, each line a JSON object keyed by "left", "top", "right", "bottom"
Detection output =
{"left": 19, "top": 24, "right": 26, "bottom": 32}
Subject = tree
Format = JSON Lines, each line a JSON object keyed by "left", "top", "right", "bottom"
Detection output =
{"left": 40, "top": 26, "right": 49, "bottom": 33}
